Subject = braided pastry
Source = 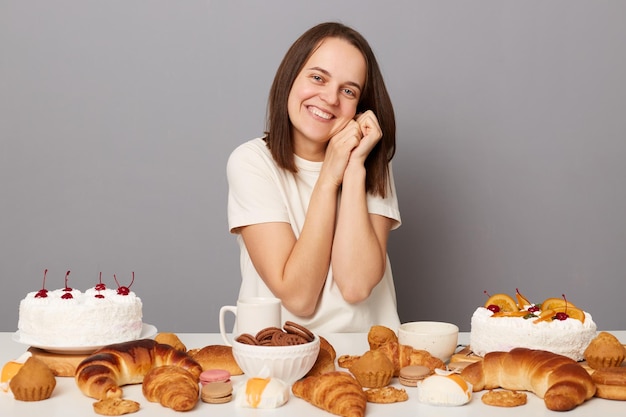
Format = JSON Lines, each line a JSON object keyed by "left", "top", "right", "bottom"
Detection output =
{"left": 75, "top": 339, "right": 202, "bottom": 400}
{"left": 461, "top": 347, "right": 595, "bottom": 411}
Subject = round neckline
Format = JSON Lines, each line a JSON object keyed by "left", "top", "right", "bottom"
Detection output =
{"left": 294, "top": 154, "right": 322, "bottom": 172}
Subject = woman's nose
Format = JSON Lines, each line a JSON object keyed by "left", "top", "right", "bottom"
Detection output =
{"left": 319, "top": 86, "right": 339, "bottom": 106}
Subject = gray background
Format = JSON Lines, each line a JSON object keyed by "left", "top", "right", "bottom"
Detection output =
{"left": 2, "top": 0, "right": 625, "bottom": 334}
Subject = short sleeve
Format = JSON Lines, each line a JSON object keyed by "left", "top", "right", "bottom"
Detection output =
{"left": 227, "top": 139, "right": 290, "bottom": 233}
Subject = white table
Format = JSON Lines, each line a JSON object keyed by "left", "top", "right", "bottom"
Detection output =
{"left": 1, "top": 331, "right": 625, "bottom": 417}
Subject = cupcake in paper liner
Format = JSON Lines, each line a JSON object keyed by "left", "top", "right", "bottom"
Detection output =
{"left": 9, "top": 356, "right": 56, "bottom": 401}
{"left": 584, "top": 331, "right": 626, "bottom": 369}
{"left": 234, "top": 367, "right": 289, "bottom": 409}
{"left": 416, "top": 368, "right": 472, "bottom": 406}
{"left": 349, "top": 350, "right": 394, "bottom": 388}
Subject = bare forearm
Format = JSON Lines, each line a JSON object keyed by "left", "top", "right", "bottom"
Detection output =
{"left": 331, "top": 164, "right": 387, "bottom": 303}
{"left": 278, "top": 180, "right": 340, "bottom": 315}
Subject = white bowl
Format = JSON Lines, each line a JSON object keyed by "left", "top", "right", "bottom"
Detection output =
{"left": 231, "top": 335, "right": 320, "bottom": 385}
{"left": 398, "top": 321, "right": 459, "bottom": 362}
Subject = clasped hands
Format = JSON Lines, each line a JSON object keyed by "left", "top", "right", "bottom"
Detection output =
{"left": 322, "top": 110, "right": 382, "bottom": 187}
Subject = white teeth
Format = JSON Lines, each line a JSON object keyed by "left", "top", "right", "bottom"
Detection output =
{"left": 310, "top": 107, "right": 332, "bottom": 120}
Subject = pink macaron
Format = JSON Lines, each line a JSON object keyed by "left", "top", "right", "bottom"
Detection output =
{"left": 199, "top": 369, "right": 231, "bottom": 386}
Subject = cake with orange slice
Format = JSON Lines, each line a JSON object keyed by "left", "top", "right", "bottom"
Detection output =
{"left": 469, "top": 289, "right": 597, "bottom": 361}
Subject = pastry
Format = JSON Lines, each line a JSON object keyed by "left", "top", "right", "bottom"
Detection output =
{"left": 481, "top": 389, "right": 527, "bottom": 407}
{"left": 337, "top": 354, "right": 360, "bottom": 369}
{"left": 416, "top": 371, "right": 472, "bottom": 406}
{"left": 398, "top": 365, "right": 431, "bottom": 387}
{"left": 188, "top": 345, "right": 243, "bottom": 375}
{"left": 348, "top": 350, "right": 394, "bottom": 388}
{"left": 75, "top": 339, "right": 202, "bottom": 400}
{"left": 319, "top": 335, "right": 337, "bottom": 361}
{"left": 154, "top": 332, "right": 186, "bottom": 352}
{"left": 142, "top": 365, "right": 199, "bottom": 411}
{"left": 591, "top": 366, "right": 626, "bottom": 400}
{"left": 201, "top": 381, "right": 233, "bottom": 404}
{"left": 584, "top": 331, "right": 626, "bottom": 369}
{"left": 235, "top": 377, "right": 290, "bottom": 408}
{"left": 292, "top": 371, "right": 366, "bottom": 417}
{"left": 92, "top": 398, "right": 141, "bottom": 416}
{"left": 364, "top": 386, "right": 408, "bottom": 403}
{"left": 305, "top": 347, "right": 336, "bottom": 377}
{"left": 375, "top": 341, "right": 445, "bottom": 376}
{"left": 9, "top": 356, "right": 56, "bottom": 401}
{"left": 367, "top": 325, "right": 398, "bottom": 350}
{"left": 461, "top": 347, "right": 596, "bottom": 411}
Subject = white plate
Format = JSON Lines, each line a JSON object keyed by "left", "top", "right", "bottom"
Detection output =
{"left": 12, "top": 323, "right": 158, "bottom": 355}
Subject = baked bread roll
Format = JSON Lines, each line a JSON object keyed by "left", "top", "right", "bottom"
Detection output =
{"left": 461, "top": 347, "right": 595, "bottom": 411}
{"left": 292, "top": 371, "right": 366, "bottom": 417}
{"left": 142, "top": 365, "right": 199, "bottom": 411}
{"left": 188, "top": 345, "right": 243, "bottom": 375}
{"left": 75, "top": 339, "right": 202, "bottom": 400}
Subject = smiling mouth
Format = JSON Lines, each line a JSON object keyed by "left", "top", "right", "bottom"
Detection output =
{"left": 308, "top": 106, "right": 333, "bottom": 120}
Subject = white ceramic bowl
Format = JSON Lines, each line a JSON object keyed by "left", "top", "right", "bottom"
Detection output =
{"left": 231, "top": 335, "right": 320, "bottom": 385}
{"left": 398, "top": 321, "right": 459, "bottom": 362}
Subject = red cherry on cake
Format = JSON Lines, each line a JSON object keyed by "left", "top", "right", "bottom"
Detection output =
{"left": 61, "top": 270, "right": 74, "bottom": 299}
{"left": 95, "top": 272, "right": 106, "bottom": 291}
{"left": 528, "top": 305, "right": 540, "bottom": 313}
{"left": 35, "top": 269, "right": 49, "bottom": 298}
{"left": 114, "top": 272, "right": 135, "bottom": 296}
{"left": 554, "top": 311, "right": 569, "bottom": 321}
{"left": 487, "top": 304, "right": 500, "bottom": 313}
{"left": 553, "top": 293, "right": 570, "bottom": 320}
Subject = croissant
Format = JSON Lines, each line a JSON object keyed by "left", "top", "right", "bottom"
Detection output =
{"left": 142, "top": 365, "right": 199, "bottom": 411}
{"left": 461, "top": 347, "right": 596, "bottom": 411}
{"left": 75, "top": 339, "right": 202, "bottom": 400}
{"left": 292, "top": 371, "right": 366, "bottom": 417}
{"left": 375, "top": 341, "right": 445, "bottom": 376}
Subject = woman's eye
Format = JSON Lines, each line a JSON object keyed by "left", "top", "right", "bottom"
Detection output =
{"left": 343, "top": 88, "right": 355, "bottom": 96}
{"left": 311, "top": 74, "right": 323, "bottom": 82}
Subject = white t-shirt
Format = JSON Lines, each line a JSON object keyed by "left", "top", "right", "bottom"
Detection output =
{"left": 227, "top": 138, "right": 402, "bottom": 333}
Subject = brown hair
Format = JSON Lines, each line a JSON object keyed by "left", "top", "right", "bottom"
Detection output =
{"left": 265, "top": 22, "right": 396, "bottom": 197}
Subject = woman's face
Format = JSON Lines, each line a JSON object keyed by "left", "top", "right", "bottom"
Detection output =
{"left": 287, "top": 37, "right": 366, "bottom": 160}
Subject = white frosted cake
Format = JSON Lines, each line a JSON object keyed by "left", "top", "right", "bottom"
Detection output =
{"left": 470, "top": 296, "right": 597, "bottom": 361}
{"left": 17, "top": 273, "right": 143, "bottom": 347}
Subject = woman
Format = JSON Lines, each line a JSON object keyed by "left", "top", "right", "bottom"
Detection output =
{"left": 227, "top": 22, "right": 401, "bottom": 333}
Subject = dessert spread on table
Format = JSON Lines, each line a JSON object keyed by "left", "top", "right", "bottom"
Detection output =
{"left": 3, "top": 281, "right": 626, "bottom": 416}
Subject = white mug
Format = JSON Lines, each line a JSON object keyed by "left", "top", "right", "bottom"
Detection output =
{"left": 219, "top": 297, "right": 282, "bottom": 346}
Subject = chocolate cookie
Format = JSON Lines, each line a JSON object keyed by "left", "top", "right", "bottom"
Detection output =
{"left": 256, "top": 327, "right": 283, "bottom": 343}
{"left": 235, "top": 333, "right": 259, "bottom": 345}
{"left": 283, "top": 321, "right": 315, "bottom": 342}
